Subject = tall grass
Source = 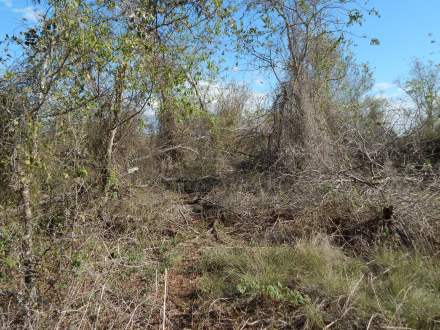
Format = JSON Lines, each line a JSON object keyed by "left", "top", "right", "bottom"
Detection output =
{"left": 199, "top": 237, "right": 440, "bottom": 329}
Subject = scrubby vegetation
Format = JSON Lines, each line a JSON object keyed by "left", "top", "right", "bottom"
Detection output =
{"left": 1, "top": 0, "right": 440, "bottom": 329}
{"left": 199, "top": 240, "right": 440, "bottom": 328}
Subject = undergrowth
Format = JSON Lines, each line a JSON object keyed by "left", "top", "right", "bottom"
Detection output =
{"left": 198, "top": 237, "right": 440, "bottom": 329}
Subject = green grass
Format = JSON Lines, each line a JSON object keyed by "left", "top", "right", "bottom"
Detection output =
{"left": 366, "top": 250, "right": 440, "bottom": 328}
{"left": 198, "top": 237, "right": 440, "bottom": 329}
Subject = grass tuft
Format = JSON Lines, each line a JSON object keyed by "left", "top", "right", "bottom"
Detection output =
{"left": 198, "top": 237, "right": 440, "bottom": 328}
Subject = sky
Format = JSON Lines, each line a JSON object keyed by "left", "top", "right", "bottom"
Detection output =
{"left": 0, "top": 0, "right": 42, "bottom": 33}
{"left": 1, "top": 0, "right": 439, "bottom": 98}
{"left": 351, "top": 0, "right": 440, "bottom": 98}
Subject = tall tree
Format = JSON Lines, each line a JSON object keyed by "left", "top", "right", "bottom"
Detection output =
{"left": 238, "top": 0, "right": 378, "bottom": 169}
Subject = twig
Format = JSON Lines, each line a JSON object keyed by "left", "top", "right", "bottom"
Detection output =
{"left": 366, "top": 313, "right": 381, "bottom": 330}
{"left": 125, "top": 297, "right": 150, "bottom": 330}
{"left": 94, "top": 283, "right": 106, "bottom": 330}
{"left": 155, "top": 268, "right": 159, "bottom": 298}
{"left": 323, "top": 275, "right": 363, "bottom": 329}
{"left": 162, "top": 269, "right": 168, "bottom": 330}
{"left": 178, "top": 208, "right": 200, "bottom": 235}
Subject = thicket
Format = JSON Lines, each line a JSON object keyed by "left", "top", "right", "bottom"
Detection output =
{"left": 0, "top": 0, "right": 439, "bottom": 329}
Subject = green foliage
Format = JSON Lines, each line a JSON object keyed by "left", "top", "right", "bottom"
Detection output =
{"left": 0, "top": 227, "right": 17, "bottom": 280}
{"left": 237, "top": 278, "right": 308, "bottom": 306}
{"left": 199, "top": 240, "right": 440, "bottom": 328}
{"left": 403, "top": 59, "right": 440, "bottom": 137}
{"left": 157, "top": 240, "right": 180, "bottom": 271}
{"left": 365, "top": 250, "right": 440, "bottom": 328}
{"left": 107, "top": 169, "right": 119, "bottom": 199}
{"left": 75, "top": 167, "right": 88, "bottom": 178}
{"left": 2, "top": 1, "right": 440, "bottom": 329}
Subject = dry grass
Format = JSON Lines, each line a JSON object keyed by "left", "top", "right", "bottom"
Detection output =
{"left": 1, "top": 156, "right": 440, "bottom": 329}
{"left": 0, "top": 184, "right": 196, "bottom": 329}
{"left": 197, "top": 237, "right": 440, "bottom": 329}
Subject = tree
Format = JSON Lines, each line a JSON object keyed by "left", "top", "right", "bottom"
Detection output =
{"left": 237, "top": 0, "right": 378, "bottom": 170}
{"left": 0, "top": 0, "right": 230, "bottom": 324}
{"left": 400, "top": 59, "right": 440, "bottom": 137}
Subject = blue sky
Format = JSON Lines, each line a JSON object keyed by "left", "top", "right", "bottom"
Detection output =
{"left": 215, "top": 1, "right": 440, "bottom": 98}
{"left": 1, "top": 0, "right": 439, "bottom": 97}
{"left": 351, "top": 0, "right": 440, "bottom": 97}
{"left": 0, "top": 0, "right": 42, "bottom": 34}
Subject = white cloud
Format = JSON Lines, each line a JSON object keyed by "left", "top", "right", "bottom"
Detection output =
{"left": 0, "top": 0, "right": 13, "bottom": 8}
{"left": 373, "top": 82, "right": 395, "bottom": 92}
{"left": 197, "top": 79, "right": 270, "bottom": 113}
{"left": 373, "top": 82, "right": 405, "bottom": 99}
{"left": 13, "top": 6, "right": 43, "bottom": 23}
{"left": 388, "top": 90, "right": 406, "bottom": 98}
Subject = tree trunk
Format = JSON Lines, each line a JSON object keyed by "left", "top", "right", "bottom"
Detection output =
{"left": 15, "top": 50, "right": 51, "bottom": 327}
{"left": 295, "top": 80, "right": 334, "bottom": 169}
{"left": 13, "top": 148, "right": 36, "bottom": 329}
{"left": 158, "top": 92, "right": 180, "bottom": 162}
{"left": 103, "top": 63, "right": 127, "bottom": 193}
{"left": 103, "top": 127, "right": 117, "bottom": 193}
{"left": 270, "top": 78, "right": 335, "bottom": 170}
